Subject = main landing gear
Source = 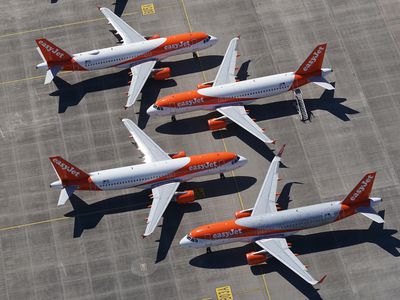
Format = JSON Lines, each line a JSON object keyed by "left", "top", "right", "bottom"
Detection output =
{"left": 220, "top": 173, "right": 225, "bottom": 179}
{"left": 206, "top": 247, "right": 212, "bottom": 254}
{"left": 193, "top": 52, "right": 198, "bottom": 58}
{"left": 171, "top": 115, "right": 176, "bottom": 122}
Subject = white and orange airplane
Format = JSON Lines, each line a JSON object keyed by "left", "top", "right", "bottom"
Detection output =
{"left": 49, "top": 119, "right": 247, "bottom": 236}
{"left": 35, "top": 7, "right": 217, "bottom": 108}
{"left": 180, "top": 145, "right": 384, "bottom": 285}
{"left": 147, "top": 38, "right": 334, "bottom": 143}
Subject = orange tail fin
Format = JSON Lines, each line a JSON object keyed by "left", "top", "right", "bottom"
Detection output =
{"left": 35, "top": 38, "right": 72, "bottom": 63}
{"left": 341, "top": 172, "right": 376, "bottom": 206}
{"left": 295, "top": 43, "right": 327, "bottom": 75}
{"left": 49, "top": 156, "right": 89, "bottom": 183}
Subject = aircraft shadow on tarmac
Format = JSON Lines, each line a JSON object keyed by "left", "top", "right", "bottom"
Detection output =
{"left": 114, "top": 0, "right": 128, "bottom": 17}
{"left": 189, "top": 211, "right": 398, "bottom": 299}
{"left": 49, "top": 55, "right": 223, "bottom": 115}
{"left": 155, "top": 83, "right": 357, "bottom": 161}
{"left": 64, "top": 175, "right": 256, "bottom": 260}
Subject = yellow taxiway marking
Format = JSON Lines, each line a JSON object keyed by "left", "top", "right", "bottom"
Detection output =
{"left": 216, "top": 285, "right": 234, "bottom": 300}
{"left": 180, "top": 1, "right": 272, "bottom": 299}
{"left": 0, "top": 71, "right": 72, "bottom": 86}
{"left": 0, "top": 216, "right": 70, "bottom": 232}
{"left": 141, "top": 3, "right": 156, "bottom": 16}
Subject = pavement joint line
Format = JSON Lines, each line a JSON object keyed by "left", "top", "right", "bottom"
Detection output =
{"left": 0, "top": 216, "right": 70, "bottom": 232}
{"left": 180, "top": 1, "right": 271, "bottom": 299}
{"left": 0, "top": 71, "right": 72, "bottom": 86}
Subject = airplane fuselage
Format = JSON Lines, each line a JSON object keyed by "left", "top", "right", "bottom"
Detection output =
{"left": 181, "top": 199, "right": 366, "bottom": 248}
{"left": 148, "top": 68, "right": 332, "bottom": 116}
{"left": 37, "top": 33, "right": 217, "bottom": 71}
{"left": 50, "top": 152, "right": 246, "bottom": 191}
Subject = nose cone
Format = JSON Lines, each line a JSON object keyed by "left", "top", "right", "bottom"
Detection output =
{"left": 146, "top": 105, "right": 156, "bottom": 116}
{"left": 238, "top": 155, "right": 248, "bottom": 167}
{"left": 209, "top": 35, "right": 218, "bottom": 45}
{"left": 179, "top": 235, "right": 191, "bottom": 248}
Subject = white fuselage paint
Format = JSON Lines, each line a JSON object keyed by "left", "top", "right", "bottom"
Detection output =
{"left": 50, "top": 155, "right": 246, "bottom": 191}
{"left": 181, "top": 201, "right": 343, "bottom": 248}
{"left": 37, "top": 36, "right": 217, "bottom": 71}
{"left": 149, "top": 72, "right": 298, "bottom": 116}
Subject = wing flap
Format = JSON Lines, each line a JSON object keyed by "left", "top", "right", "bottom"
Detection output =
{"left": 122, "top": 118, "right": 171, "bottom": 163}
{"left": 216, "top": 106, "right": 274, "bottom": 144}
{"left": 125, "top": 61, "right": 156, "bottom": 108}
{"left": 257, "top": 238, "right": 319, "bottom": 285}
{"left": 144, "top": 182, "right": 180, "bottom": 236}
{"left": 100, "top": 7, "right": 145, "bottom": 44}
{"left": 213, "top": 37, "right": 239, "bottom": 86}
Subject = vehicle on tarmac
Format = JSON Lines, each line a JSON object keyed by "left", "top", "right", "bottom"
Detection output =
{"left": 49, "top": 119, "right": 247, "bottom": 237}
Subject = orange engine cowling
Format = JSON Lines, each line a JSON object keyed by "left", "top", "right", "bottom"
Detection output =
{"left": 151, "top": 67, "right": 171, "bottom": 80}
{"left": 175, "top": 190, "right": 195, "bottom": 204}
{"left": 246, "top": 252, "right": 268, "bottom": 266}
{"left": 208, "top": 118, "right": 228, "bottom": 131}
{"left": 235, "top": 210, "right": 252, "bottom": 219}
{"left": 146, "top": 34, "right": 161, "bottom": 40}
{"left": 168, "top": 151, "right": 186, "bottom": 159}
{"left": 197, "top": 83, "right": 212, "bottom": 89}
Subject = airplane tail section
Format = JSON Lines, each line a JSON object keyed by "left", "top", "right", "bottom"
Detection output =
{"left": 295, "top": 43, "right": 327, "bottom": 76}
{"left": 341, "top": 172, "right": 376, "bottom": 206}
{"left": 49, "top": 156, "right": 90, "bottom": 183}
{"left": 35, "top": 38, "right": 72, "bottom": 63}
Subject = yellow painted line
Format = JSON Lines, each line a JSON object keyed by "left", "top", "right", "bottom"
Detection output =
{"left": 180, "top": 0, "right": 194, "bottom": 33}
{"left": 262, "top": 274, "right": 272, "bottom": 300}
{"left": 179, "top": 2, "right": 272, "bottom": 299}
{"left": 0, "top": 71, "right": 72, "bottom": 86}
{"left": 141, "top": 3, "right": 156, "bottom": 16}
{"left": 0, "top": 216, "right": 70, "bottom": 232}
{"left": 216, "top": 285, "right": 234, "bottom": 300}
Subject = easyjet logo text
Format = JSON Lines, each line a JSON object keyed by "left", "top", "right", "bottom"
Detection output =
{"left": 350, "top": 174, "right": 374, "bottom": 201}
{"left": 213, "top": 229, "right": 242, "bottom": 239}
{"left": 302, "top": 46, "right": 324, "bottom": 72}
{"left": 177, "top": 98, "right": 204, "bottom": 107}
{"left": 38, "top": 40, "right": 65, "bottom": 59}
{"left": 164, "top": 41, "right": 191, "bottom": 50}
{"left": 189, "top": 161, "right": 217, "bottom": 171}
{"left": 52, "top": 158, "right": 80, "bottom": 177}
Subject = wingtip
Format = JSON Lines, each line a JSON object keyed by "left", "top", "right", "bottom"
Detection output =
{"left": 271, "top": 139, "right": 277, "bottom": 145}
{"left": 277, "top": 144, "right": 286, "bottom": 157}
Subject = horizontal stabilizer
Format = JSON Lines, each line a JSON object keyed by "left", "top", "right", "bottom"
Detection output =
{"left": 58, "top": 186, "right": 77, "bottom": 206}
{"left": 45, "top": 66, "right": 61, "bottom": 84}
{"left": 309, "top": 76, "right": 335, "bottom": 90}
{"left": 357, "top": 206, "right": 384, "bottom": 223}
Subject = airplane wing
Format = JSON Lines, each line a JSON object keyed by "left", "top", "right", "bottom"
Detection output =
{"left": 256, "top": 238, "right": 320, "bottom": 285}
{"left": 125, "top": 61, "right": 156, "bottom": 108}
{"left": 251, "top": 145, "right": 284, "bottom": 216}
{"left": 216, "top": 106, "right": 275, "bottom": 144}
{"left": 213, "top": 37, "right": 239, "bottom": 86}
{"left": 122, "top": 118, "right": 171, "bottom": 163}
{"left": 144, "top": 182, "right": 180, "bottom": 236}
{"left": 100, "top": 7, "right": 146, "bottom": 44}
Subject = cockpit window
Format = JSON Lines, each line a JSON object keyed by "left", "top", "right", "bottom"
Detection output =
{"left": 204, "top": 35, "right": 211, "bottom": 43}
{"left": 231, "top": 155, "right": 240, "bottom": 164}
{"left": 152, "top": 104, "right": 163, "bottom": 111}
{"left": 187, "top": 235, "right": 198, "bottom": 242}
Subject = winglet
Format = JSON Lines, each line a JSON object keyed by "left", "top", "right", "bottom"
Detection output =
{"left": 317, "top": 275, "right": 327, "bottom": 284}
{"left": 277, "top": 144, "right": 286, "bottom": 157}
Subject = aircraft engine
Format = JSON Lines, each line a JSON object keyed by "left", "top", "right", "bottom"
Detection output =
{"left": 208, "top": 118, "right": 228, "bottom": 131}
{"left": 175, "top": 190, "right": 195, "bottom": 204}
{"left": 168, "top": 151, "right": 187, "bottom": 159}
{"left": 246, "top": 251, "right": 268, "bottom": 266}
{"left": 151, "top": 67, "right": 171, "bottom": 80}
{"left": 234, "top": 209, "right": 252, "bottom": 219}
